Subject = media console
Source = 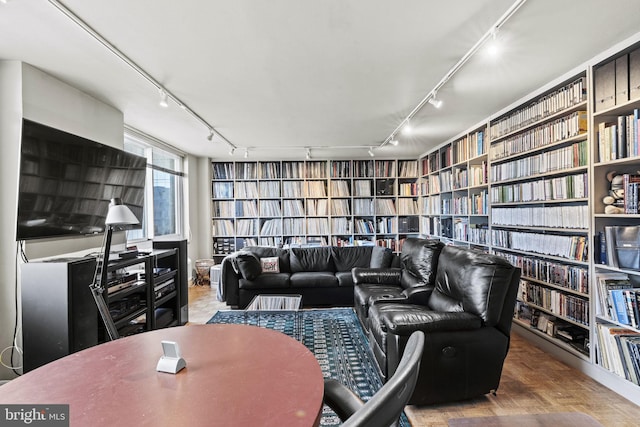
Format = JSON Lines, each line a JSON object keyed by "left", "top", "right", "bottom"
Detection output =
{"left": 20, "top": 239, "right": 187, "bottom": 372}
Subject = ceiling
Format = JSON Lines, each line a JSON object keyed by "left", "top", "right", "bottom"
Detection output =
{"left": 1, "top": 1, "right": 640, "bottom": 161}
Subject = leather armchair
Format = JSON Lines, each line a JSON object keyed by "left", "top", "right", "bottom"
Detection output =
{"left": 366, "top": 245, "right": 521, "bottom": 405}
{"left": 352, "top": 238, "right": 444, "bottom": 332}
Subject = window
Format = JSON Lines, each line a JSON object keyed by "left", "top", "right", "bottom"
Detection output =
{"left": 124, "top": 130, "right": 184, "bottom": 241}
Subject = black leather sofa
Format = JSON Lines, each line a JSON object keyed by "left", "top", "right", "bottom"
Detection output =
{"left": 353, "top": 238, "right": 521, "bottom": 405}
{"left": 220, "top": 245, "right": 396, "bottom": 308}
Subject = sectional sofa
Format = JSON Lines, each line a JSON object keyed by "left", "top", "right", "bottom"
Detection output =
{"left": 220, "top": 245, "right": 396, "bottom": 309}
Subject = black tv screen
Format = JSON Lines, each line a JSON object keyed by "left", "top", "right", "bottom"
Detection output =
{"left": 16, "top": 119, "right": 147, "bottom": 241}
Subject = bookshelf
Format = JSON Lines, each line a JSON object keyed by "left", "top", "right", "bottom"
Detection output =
{"left": 420, "top": 126, "right": 489, "bottom": 249}
{"left": 416, "top": 36, "right": 640, "bottom": 404}
{"left": 591, "top": 40, "right": 640, "bottom": 391}
{"left": 420, "top": 75, "right": 591, "bottom": 352}
{"left": 211, "top": 159, "right": 420, "bottom": 254}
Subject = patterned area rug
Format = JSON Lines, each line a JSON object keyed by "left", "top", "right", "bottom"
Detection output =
{"left": 207, "top": 308, "right": 411, "bottom": 427}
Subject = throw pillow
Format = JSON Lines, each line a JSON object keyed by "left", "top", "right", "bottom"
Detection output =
{"left": 260, "top": 257, "right": 280, "bottom": 273}
{"left": 235, "top": 252, "right": 261, "bottom": 280}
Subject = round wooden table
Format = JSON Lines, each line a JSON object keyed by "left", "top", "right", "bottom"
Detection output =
{"left": 0, "top": 324, "right": 324, "bottom": 426}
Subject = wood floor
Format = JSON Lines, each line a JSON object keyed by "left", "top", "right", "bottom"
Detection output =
{"left": 187, "top": 284, "right": 640, "bottom": 427}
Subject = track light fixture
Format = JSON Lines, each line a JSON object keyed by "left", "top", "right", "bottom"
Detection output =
{"left": 368, "top": 147, "right": 375, "bottom": 157}
{"left": 47, "top": 1, "right": 239, "bottom": 155}
{"left": 379, "top": 0, "right": 526, "bottom": 148}
{"left": 229, "top": 148, "right": 235, "bottom": 156}
{"left": 428, "top": 94, "right": 443, "bottom": 109}
{"left": 159, "top": 90, "right": 169, "bottom": 108}
{"left": 486, "top": 27, "right": 500, "bottom": 56}
{"left": 306, "top": 148, "right": 311, "bottom": 160}
{"left": 389, "top": 138, "right": 399, "bottom": 146}
{"left": 207, "top": 129, "right": 215, "bottom": 141}
{"left": 402, "top": 121, "right": 412, "bottom": 135}
{"left": 244, "top": 148, "right": 249, "bottom": 159}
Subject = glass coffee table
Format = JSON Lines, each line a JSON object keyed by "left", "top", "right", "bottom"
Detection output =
{"left": 244, "top": 294, "right": 304, "bottom": 341}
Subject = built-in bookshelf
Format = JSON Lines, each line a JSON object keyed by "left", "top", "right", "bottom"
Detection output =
{"left": 591, "top": 40, "right": 640, "bottom": 393}
{"left": 416, "top": 35, "right": 640, "bottom": 404}
{"left": 420, "top": 126, "right": 489, "bottom": 248}
{"left": 422, "top": 73, "right": 591, "bottom": 358}
{"left": 211, "top": 159, "right": 420, "bottom": 255}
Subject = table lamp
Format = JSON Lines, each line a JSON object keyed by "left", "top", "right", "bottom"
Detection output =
{"left": 90, "top": 198, "right": 140, "bottom": 341}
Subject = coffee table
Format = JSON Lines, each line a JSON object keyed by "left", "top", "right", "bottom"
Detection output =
{"left": 0, "top": 324, "right": 324, "bottom": 426}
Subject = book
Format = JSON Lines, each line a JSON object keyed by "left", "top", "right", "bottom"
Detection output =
{"left": 595, "top": 272, "right": 631, "bottom": 319}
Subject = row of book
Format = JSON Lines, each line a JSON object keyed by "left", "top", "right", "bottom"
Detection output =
{"left": 490, "top": 111, "right": 587, "bottom": 161}
{"left": 259, "top": 200, "right": 281, "bottom": 217}
{"left": 490, "top": 172, "right": 588, "bottom": 203}
{"left": 452, "top": 218, "right": 487, "bottom": 243}
{"left": 597, "top": 111, "right": 640, "bottom": 162}
{"left": 260, "top": 162, "right": 281, "bottom": 179}
{"left": 214, "top": 160, "right": 422, "bottom": 180}
{"left": 496, "top": 251, "right": 589, "bottom": 294}
{"left": 398, "top": 160, "right": 418, "bottom": 177}
{"left": 330, "top": 161, "right": 351, "bottom": 178}
{"left": 445, "top": 162, "right": 488, "bottom": 189}
{"left": 422, "top": 195, "right": 441, "bottom": 216}
{"left": 491, "top": 230, "right": 588, "bottom": 262}
{"left": 596, "top": 322, "right": 640, "bottom": 384}
{"left": 490, "top": 140, "right": 588, "bottom": 183}
{"left": 398, "top": 182, "right": 419, "bottom": 196}
{"left": 514, "top": 303, "right": 589, "bottom": 355}
{"left": 518, "top": 280, "right": 589, "bottom": 325}
{"left": 595, "top": 272, "right": 640, "bottom": 327}
{"left": 330, "top": 180, "right": 350, "bottom": 197}
{"left": 492, "top": 205, "right": 589, "bottom": 229}
{"left": 490, "top": 77, "right": 586, "bottom": 140}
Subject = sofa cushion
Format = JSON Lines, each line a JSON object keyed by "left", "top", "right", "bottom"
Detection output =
{"left": 335, "top": 271, "right": 355, "bottom": 287}
{"left": 290, "top": 247, "right": 334, "bottom": 272}
{"left": 244, "top": 246, "right": 291, "bottom": 273}
{"left": 235, "top": 251, "right": 262, "bottom": 280}
{"left": 239, "top": 273, "right": 291, "bottom": 289}
{"left": 429, "top": 245, "right": 515, "bottom": 326}
{"left": 290, "top": 272, "right": 339, "bottom": 288}
{"left": 331, "top": 246, "right": 372, "bottom": 271}
{"left": 400, "top": 238, "right": 444, "bottom": 286}
{"left": 370, "top": 245, "right": 394, "bottom": 268}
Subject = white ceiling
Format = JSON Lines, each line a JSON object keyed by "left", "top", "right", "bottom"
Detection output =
{"left": 1, "top": 0, "right": 640, "bottom": 161}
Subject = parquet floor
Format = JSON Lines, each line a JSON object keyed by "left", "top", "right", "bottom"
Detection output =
{"left": 187, "top": 284, "right": 640, "bottom": 427}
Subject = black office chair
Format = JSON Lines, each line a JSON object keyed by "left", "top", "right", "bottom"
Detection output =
{"left": 322, "top": 330, "right": 424, "bottom": 427}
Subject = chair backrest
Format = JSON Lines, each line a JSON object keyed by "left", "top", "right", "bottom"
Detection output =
{"left": 428, "top": 245, "right": 517, "bottom": 327}
{"left": 344, "top": 330, "right": 425, "bottom": 427}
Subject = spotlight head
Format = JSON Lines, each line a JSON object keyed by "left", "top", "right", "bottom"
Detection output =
{"left": 368, "top": 147, "right": 375, "bottom": 157}
{"left": 306, "top": 148, "right": 311, "bottom": 160}
{"left": 229, "top": 148, "right": 235, "bottom": 156}
{"left": 159, "top": 90, "right": 169, "bottom": 108}
{"left": 428, "top": 97, "right": 443, "bottom": 108}
{"left": 244, "top": 148, "right": 249, "bottom": 159}
{"left": 402, "top": 123, "right": 412, "bottom": 135}
{"left": 389, "top": 139, "right": 399, "bottom": 146}
{"left": 207, "top": 130, "right": 215, "bottom": 141}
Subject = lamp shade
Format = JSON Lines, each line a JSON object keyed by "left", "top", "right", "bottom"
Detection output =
{"left": 105, "top": 198, "right": 139, "bottom": 226}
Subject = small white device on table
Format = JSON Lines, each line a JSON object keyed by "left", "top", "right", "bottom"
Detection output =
{"left": 156, "top": 340, "right": 186, "bottom": 374}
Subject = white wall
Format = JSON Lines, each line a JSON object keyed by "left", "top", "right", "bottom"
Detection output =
{"left": 0, "top": 61, "right": 24, "bottom": 381}
{"left": 0, "top": 62, "right": 124, "bottom": 380}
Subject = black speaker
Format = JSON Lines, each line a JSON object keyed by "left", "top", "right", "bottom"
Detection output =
{"left": 153, "top": 239, "right": 189, "bottom": 324}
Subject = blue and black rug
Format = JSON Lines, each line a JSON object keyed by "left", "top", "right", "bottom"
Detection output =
{"left": 207, "top": 308, "right": 411, "bottom": 427}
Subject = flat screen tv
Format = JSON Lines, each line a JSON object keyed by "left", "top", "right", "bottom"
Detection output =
{"left": 16, "top": 119, "right": 147, "bottom": 241}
